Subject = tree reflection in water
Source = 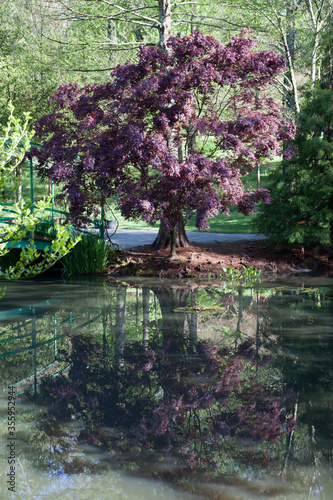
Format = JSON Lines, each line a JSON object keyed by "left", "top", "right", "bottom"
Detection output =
{"left": 30, "top": 284, "right": 294, "bottom": 495}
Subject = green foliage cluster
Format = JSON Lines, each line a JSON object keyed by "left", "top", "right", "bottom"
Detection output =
{"left": 0, "top": 199, "right": 79, "bottom": 279}
{"left": 0, "top": 102, "right": 32, "bottom": 177}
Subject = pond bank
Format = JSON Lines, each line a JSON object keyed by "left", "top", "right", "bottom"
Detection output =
{"left": 105, "top": 239, "right": 333, "bottom": 279}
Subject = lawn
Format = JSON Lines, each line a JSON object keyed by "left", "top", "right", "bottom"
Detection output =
{"left": 107, "top": 204, "right": 257, "bottom": 233}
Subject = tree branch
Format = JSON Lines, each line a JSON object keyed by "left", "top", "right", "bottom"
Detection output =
{"left": 84, "top": 0, "right": 161, "bottom": 25}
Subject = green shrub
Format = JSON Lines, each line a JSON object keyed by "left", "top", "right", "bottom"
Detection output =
{"left": 61, "top": 232, "right": 113, "bottom": 276}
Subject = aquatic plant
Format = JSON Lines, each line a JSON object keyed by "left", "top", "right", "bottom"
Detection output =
{"left": 220, "top": 265, "right": 262, "bottom": 287}
{"left": 60, "top": 231, "right": 113, "bottom": 276}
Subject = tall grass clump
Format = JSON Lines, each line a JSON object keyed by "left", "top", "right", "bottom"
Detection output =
{"left": 61, "top": 232, "right": 112, "bottom": 276}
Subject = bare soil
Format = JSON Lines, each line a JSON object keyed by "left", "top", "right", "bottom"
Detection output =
{"left": 105, "top": 239, "right": 333, "bottom": 279}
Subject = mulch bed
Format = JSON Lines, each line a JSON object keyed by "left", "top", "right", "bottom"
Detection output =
{"left": 105, "top": 239, "right": 333, "bottom": 279}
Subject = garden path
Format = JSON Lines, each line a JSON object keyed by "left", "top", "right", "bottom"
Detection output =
{"left": 105, "top": 229, "right": 265, "bottom": 250}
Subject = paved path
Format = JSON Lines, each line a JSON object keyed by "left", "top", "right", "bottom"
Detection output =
{"left": 105, "top": 228, "right": 265, "bottom": 250}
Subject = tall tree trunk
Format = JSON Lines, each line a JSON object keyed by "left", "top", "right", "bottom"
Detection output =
{"left": 329, "top": 196, "right": 333, "bottom": 248}
{"left": 311, "top": 31, "right": 321, "bottom": 84}
{"left": 325, "top": 27, "right": 333, "bottom": 247}
{"left": 16, "top": 160, "right": 23, "bottom": 203}
{"left": 158, "top": 0, "right": 171, "bottom": 52}
{"left": 188, "top": 288, "right": 198, "bottom": 353}
{"left": 108, "top": 18, "right": 117, "bottom": 70}
{"left": 155, "top": 0, "right": 191, "bottom": 254}
{"left": 235, "top": 287, "right": 244, "bottom": 347}
{"left": 280, "top": 1, "right": 300, "bottom": 116}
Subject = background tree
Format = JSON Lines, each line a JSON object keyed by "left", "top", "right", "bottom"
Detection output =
{"left": 31, "top": 31, "right": 295, "bottom": 256}
{"left": 223, "top": 0, "right": 333, "bottom": 119}
{"left": 0, "top": 1, "right": 65, "bottom": 125}
{"left": 0, "top": 0, "right": 272, "bottom": 121}
{"left": 2, "top": 0, "right": 332, "bottom": 128}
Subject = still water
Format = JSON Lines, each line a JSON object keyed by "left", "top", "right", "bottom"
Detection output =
{"left": 0, "top": 275, "right": 332, "bottom": 499}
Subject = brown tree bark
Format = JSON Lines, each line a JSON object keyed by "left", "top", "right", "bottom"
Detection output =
{"left": 152, "top": 217, "right": 190, "bottom": 252}
{"left": 155, "top": 0, "right": 189, "bottom": 255}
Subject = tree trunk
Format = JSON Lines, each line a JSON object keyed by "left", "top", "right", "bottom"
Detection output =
{"left": 329, "top": 195, "right": 333, "bottom": 249}
{"left": 158, "top": 0, "right": 171, "bottom": 52}
{"left": 107, "top": 18, "right": 117, "bottom": 70}
{"left": 16, "top": 160, "right": 23, "bottom": 203}
{"left": 257, "top": 163, "right": 260, "bottom": 189}
{"left": 156, "top": 0, "right": 187, "bottom": 254}
{"left": 235, "top": 287, "right": 244, "bottom": 342}
{"left": 280, "top": 3, "right": 300, "bottom": 116}
{"left": 152, "top": 217, "right": 190, "bottom": 251}
{"left": 188, "top": 289, "right": 198, "bottom": 353}
{"left": 115, "top": 286, "right": 126, "bottom": 370}
{"left": 152, "top": 287, "right": 190, "bottom": 340}
{"left": 311, "top": 30, "right": 321, "bottom": 84}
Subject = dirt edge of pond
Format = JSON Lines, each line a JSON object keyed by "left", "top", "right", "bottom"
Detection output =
{"left": 105, "top": 239, "right": 333, "bottom": 279}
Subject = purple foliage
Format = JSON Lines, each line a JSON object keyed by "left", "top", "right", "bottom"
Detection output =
{"left": 31, "top": 31, "right": 295, "bottom": 228}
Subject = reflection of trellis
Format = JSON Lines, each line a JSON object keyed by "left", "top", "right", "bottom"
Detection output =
{"left": 0, "top": 301, "right": 106, "bottom": 407}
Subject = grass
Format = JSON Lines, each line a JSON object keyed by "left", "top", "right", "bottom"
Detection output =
{"left": 108, "top": 205, "right": 257, "bottom": 233}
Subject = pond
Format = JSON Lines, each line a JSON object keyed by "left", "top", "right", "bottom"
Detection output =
{"left": 0, "top": 275, "right": 332, "bottom": 499}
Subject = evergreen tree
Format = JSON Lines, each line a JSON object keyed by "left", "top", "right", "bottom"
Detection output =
{"left": 254, "top": 27, "right": 333, "bottom": 248}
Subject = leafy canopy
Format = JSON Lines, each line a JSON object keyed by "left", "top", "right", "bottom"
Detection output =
{"left": 32, "top": 31, "right": 295, "bottom": 231}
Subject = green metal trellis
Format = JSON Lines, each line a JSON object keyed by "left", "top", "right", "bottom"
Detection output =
{"left": 1, "top": 139, "right": 107, "bottom": 247}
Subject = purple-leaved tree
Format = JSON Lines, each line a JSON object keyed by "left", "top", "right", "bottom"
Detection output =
{"left": 31, "top": 30, "right": 295, "bottom": 257}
